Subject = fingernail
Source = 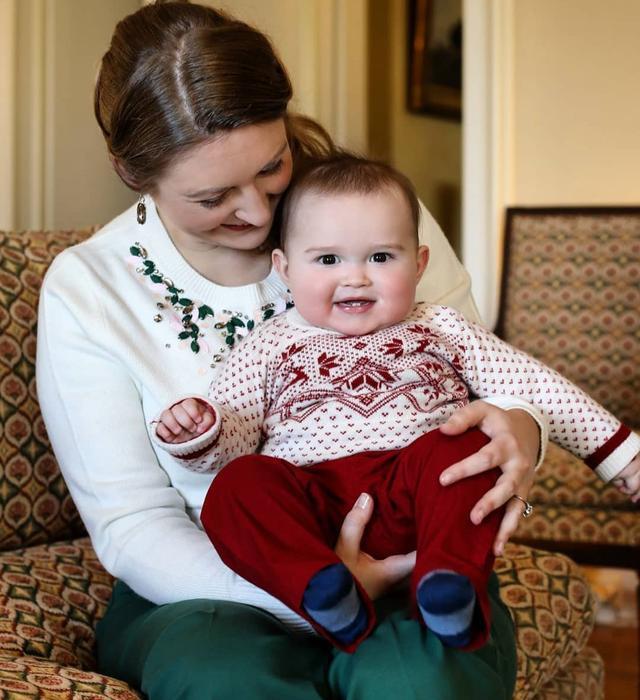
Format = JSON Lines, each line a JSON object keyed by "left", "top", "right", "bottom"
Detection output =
{"left": 440, "top": 474, "right": 450, "bottom": 485}
{"left": 356, "top": 493, "right": 370, "bottom": 509}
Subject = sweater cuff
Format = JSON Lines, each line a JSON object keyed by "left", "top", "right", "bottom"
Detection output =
{"left": 150, "top": 395, "right": 221, "bottom": 458}
{"left": 481, "top": 396, "right": 549, "bottom": 471}
{"left": 590, "top": 429, "right": 640, "bottom": 482}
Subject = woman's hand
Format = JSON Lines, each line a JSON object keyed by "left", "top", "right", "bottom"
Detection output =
{"left": 335, "top": 493, "right": 416, "bottom": 600}
{"left": 439, "top": 401, "right": 540, "bottom": 556}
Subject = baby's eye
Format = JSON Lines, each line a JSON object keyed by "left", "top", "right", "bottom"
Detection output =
{"left": 370, "top": 252, "right": 390, "bottom": 263}
{"left": 319, "top": 254, "right": 338, "bottom": 265}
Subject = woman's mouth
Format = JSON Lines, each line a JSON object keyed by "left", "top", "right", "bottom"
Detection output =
{"left": 221, "top": 223, "right": 255, "bottom": 232}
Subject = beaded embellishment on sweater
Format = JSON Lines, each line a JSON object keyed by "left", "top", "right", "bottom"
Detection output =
{"left": 129, "top": 242, "right": 293, "bottom": 361}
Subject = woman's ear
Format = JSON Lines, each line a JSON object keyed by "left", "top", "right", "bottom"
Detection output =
{"left": 272, "top": 248, "right": 289, "bottom": 283}
{"left": 110, "top": 154, "right": 139, "bottom": 191}
{"left": 416, "top": 245, "right": 430, "bottom": 281}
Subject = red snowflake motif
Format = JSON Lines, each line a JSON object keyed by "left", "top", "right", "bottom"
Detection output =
{"left": 334, "top": 357, "right": 397, "bottom": 392}
{"left": 282, "top": 366, "right": 309, "bottom": 392}
{"left": 278, "top": 342, "right": 306, "bottom": 368}
{"left": 317, "top": 352, "right": 341, "bottom": 377}
{"left": 381, "top": 337, "right": 404, "bottom": 358}
{"left": 407, "top": 324, "right": 439, "bottom": 352}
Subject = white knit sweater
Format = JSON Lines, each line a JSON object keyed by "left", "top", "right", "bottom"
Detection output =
{"left": 160, "top": 306, "right": 637, "bottom": 483}
{"left": 36, "top": 198, "right": 540, "bottom": 631}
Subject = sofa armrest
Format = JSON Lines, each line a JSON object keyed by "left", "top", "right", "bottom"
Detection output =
{"left": 497, "top": 543, "right": 597, "bottom": 698}
{"left": 0, "top": 655, "right": 141, "bottom": 698}
{"left": 0, "top": 537, "right": 112, "bottom": 671}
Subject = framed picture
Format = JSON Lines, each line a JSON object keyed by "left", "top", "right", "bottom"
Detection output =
{"left": 408, "top": 0, "right": 462, "bottom": 120}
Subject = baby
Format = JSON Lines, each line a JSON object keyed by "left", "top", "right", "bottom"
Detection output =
{"left": 154, "top": 154, "right": 640, "bottom": 653}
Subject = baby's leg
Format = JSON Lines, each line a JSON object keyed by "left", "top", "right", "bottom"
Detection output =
{"left": 201, "top": 455, "right": 374, "bottom": 651}
{"left": 395, "top": 428, "right": 502, "bottom": 650}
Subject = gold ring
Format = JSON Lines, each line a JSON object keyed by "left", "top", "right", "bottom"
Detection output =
{"left": 511, "top": 494, "right": 533, "bottom": 518}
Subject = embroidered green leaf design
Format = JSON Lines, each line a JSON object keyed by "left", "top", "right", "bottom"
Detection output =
{"left": 178, "top": 298, "right": 193, "bottom": 306}
{"left": 144, "top": 260, "right": 155, "bottom": 269}
{"left": 130, "top": 246, "right": 140, "bottom": 256}
{"left": 178, "top": 331, "right": 192, "bottom": 340}
{"left": 225, "top": 336, "right": 235, "bottom": 346}
{"left": 263, "top": 309, "right": 275, "bottom": 320}
{"left": 247, "top": 320, "right": 255, "bottom": 331}
{"left": 190, "top": 324, "right": 200, "bottom": 336}
{"left": 167, "top": 286, "right": 180, "bottom": 294}
{"left": 225, "top": 322, "right": 236, "bottom": 334}
{"left": 191, "top": 340, "right": 200, "bottom": 353}
{"left": 230, "top": 317, "right": 245, "bottom": 327}
{"left": 170, "top": 295, "right": 179, "bottom": 304}
{"left": 150, "top": 274, "right": 163, "bottom": 283}
{"left": 198, "top": 305, "right": 214, "bottom": 320}
{"left": 183, "top": 314, "right": 192, "bottom": 325}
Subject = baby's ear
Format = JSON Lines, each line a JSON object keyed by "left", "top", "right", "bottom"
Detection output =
{"left": 416, "top": 245, "right": 430, "bottom": 280}
{"left": 272, "top": 248, "right": 289, "bottom": 282}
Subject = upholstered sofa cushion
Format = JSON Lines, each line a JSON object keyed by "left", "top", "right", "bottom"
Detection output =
{"left": 0, "top": 229, "right": 93, "bottom": 550}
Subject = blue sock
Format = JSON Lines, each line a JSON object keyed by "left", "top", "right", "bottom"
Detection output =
{"left": 417, "top": 569, "right": 476, "bottom": 648}
{"left": 302, "top": 563, "right": 368, "bottom": 644}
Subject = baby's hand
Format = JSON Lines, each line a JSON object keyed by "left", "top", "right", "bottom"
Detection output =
{"left": 155, "top": 398, "right": 216, "bottom": 444}
{"left": 611, "top": 454, "right": 640, "bottom": 503}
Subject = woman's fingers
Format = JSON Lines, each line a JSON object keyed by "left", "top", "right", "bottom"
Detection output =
{"left": 380, "top": 551, "right": 416, "bottom": 583}
{"left": 492, "top": 498, "right": 526, "bottom": 556}
{"left": 334, "top": 493, "right": 373, "bottom": 565}
{"left": 439, "top": 402, "right": 485, "bottom": 436}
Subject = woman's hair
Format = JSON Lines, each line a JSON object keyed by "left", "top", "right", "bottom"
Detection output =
{"left": 95, "top": 0, "right": 335, "bottom": 193}
{"left": 278, "top": 152, "right": 421, "bottom": 249}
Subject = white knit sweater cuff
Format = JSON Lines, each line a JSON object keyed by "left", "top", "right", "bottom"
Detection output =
{"left": 481, "top": 396, "right": 549, "bottom": 471}
{"left": 150, "top": 395, "right": 221, "bottom": 457}
{"left": 595, "top": 431, "right": 640, "bottom": 482}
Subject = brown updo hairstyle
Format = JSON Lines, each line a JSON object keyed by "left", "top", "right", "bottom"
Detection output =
{"left": 94, "top": 0, "right": 335, "bottom": 194}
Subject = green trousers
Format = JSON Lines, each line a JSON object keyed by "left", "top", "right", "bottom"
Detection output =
{"left": 96, "top": 573, "right": 516, "bottom": 699}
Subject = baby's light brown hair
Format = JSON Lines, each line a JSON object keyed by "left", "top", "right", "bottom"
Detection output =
{"left": 278, "top": 152, "right": 421, "bottom": 250}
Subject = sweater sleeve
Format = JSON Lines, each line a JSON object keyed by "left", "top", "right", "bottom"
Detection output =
{"left": 36, "top": 259, "right": 311, "bottom": 632}
{"left": 414, "top": 203, "right": 548, "bottom": 457}
{"left": 428, "top": 306, "right": 640, "bottom": 482}
{"left": 152, "top": 338, "right": 269, "bottom": 472}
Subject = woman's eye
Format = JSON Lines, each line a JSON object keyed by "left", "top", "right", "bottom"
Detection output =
{"left": 260, "top": 159, "right": 284, "bottom": 176}
{"left": 319, "top": 254, "right": 338, "bottom": 265}
{"left": 198, "top": 194, "right": 227, "bottom": 209}
{"left": 371, "top": 252, "right": 390, "bottom": 263}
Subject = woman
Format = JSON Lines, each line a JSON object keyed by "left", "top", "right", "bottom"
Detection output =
{"left": 36, "top": 2, "right": 540, "bottom": 698}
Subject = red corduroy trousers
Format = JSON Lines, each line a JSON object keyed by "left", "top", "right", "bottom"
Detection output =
{"left": 201, "top": 428, "right": 503, "bottom": 653}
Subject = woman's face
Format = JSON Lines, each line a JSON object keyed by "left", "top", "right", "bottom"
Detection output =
{"left": 151, "top": 119, "right": 293, "bottom": 253}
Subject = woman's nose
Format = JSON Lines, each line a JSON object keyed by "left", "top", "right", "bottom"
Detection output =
{"left": 235, "top": 185, "right": 272, "bottom": 227}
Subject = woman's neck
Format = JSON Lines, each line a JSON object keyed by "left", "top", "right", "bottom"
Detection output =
{"left": 179, "top": 245, "right": 272, "bottom": 287}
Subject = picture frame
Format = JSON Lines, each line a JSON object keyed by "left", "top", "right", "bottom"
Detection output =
{"left": 408, "top": 0, "right": 462, "bottom": 120}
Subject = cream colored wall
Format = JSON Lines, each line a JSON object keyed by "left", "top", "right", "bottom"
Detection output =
{"left": 512, "top": 0, "right": 640, "bottom": 204}
{"left": 0, "top": 0, "right": 16, "bottom": 230}
{"left": 6, "top": 0, "right": 138, "bottom": 231}
{"left": 370, "top": 0, "right": 462, "bottom": 254}
{"left": 219, "top": 0, "right": 368, "bottom": 152}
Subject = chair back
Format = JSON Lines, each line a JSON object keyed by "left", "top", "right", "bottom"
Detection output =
{"left": 0, "top": 228, "right": 94, "bottom": 550}
{"left": 495, "top": 207, "right": 640, "bottom": 428}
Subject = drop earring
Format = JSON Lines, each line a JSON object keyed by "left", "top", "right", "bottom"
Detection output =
{"left": 137, "top": 195, "right": 147, "bottom": 225}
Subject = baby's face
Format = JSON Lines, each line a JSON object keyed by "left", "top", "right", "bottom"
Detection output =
{"left": 273, "top": 187, "right": 428, "bottom": 336}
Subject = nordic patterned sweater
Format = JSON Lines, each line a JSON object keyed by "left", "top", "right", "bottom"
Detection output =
{"left": 160, "top": 305, "right": 639, "bottom": 482}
